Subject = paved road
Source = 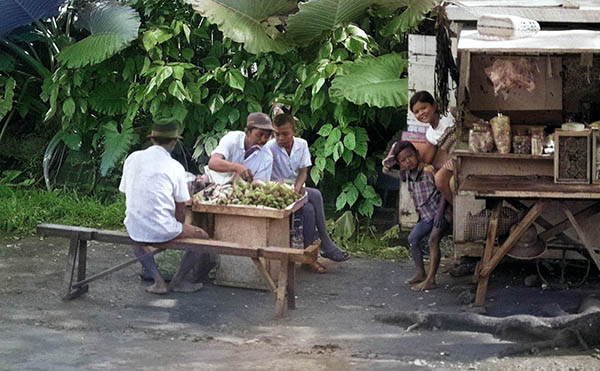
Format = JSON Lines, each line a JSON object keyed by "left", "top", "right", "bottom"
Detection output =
{"left": 0, "top": 237, "right": 597, "bottom": 370}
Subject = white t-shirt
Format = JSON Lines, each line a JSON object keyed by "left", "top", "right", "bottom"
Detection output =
{"left": 425, "top": 111, "right": 455, "bottom": 146}
{"left": 119, "top": 145, "right": 189, "bottom": 243}
{"left": 265, "top": 137, "right": 312, "bottom": 182}
{"left": 210, "top": 131, "right": 273, "bottom": 182}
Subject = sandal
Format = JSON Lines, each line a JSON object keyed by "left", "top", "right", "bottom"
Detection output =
{"left": 321, "top": 250, "right": 350, "bottom": 262}
{"left": 303, "top": 261, "right": 327, "bottom": 274}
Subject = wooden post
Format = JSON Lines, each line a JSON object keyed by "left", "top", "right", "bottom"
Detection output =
{"left": 474, "top": 200, "right": 501, "bottom": 307}
{"left": 479, "top": 200, "right": 546, "bottom": 277}
{"left": 287, "top": 260, "right": 296, "bottom": 310}
{"left": 62, "top": 234, "right": 79, "bottom": 300}
{"left": 275, "top": 255, "right": 289, "bottom": 317}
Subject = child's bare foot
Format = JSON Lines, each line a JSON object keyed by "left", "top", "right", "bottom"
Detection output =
{"left": 169, "top": 281, "right": 203, "bottom": 293}
{"left": 411, "top": 280, "right": 437, "bottom": 291}
{"left": 145, "top": 281, "right": 168, "bottom": 294}
{"left": 405, "top": 273, "right": 426, "bottom": 285}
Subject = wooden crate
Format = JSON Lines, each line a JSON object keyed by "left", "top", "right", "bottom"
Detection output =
{"left": 592, "top": 129, "right": 600, "bottom": 184}
{"left": 554, "top": 129, "right": 591, "bottom": 184}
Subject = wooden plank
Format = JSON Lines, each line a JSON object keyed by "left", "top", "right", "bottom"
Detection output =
{"left": 72, "top": 248, "right": 165, "bottom": 289}
{"left": 454, "top": 150, "right": 553, "bottom": 161}
{"left": 505, "top": 199, "right": 579, "bottom": 245}
{"left": 447, "top": 3, "right": 600, "bottom": 23}
{"left": 561, "top": 203, "right": 600, "bottom": 271}
{"left": 275, "top": 255, "right": 289, "bottom": 317}
{"left": 303, "top": 240, "right": 320, "bottom": 261}
{"left": 475, "top": 201, "right": 501, "bottom": 307}
{"left": 251, "top": 258, "right": 276, "bottom": 292}
{"left": 456, "top": 50, "right": 471, "bottom": 146}
{"left": 459, "top": 175, "right": 600, "bottom": 199}
{"left": 458, "top": 30, "right": 600, "bottom": 53}
{"left": 480, "top": 200, "right": 546, "bottom": 277}
{"left": 539, "top": 202, "right": 600, "bottom": 241}
{"left": 38, "top": 224, "right": 95, "bottom": 240}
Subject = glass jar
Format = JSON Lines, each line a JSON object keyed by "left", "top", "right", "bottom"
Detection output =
{"left": 513, "top": 135, "right": 531, "bottom": 154}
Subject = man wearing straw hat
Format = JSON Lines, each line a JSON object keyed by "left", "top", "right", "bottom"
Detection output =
{"left": 207, "top": 112, "right": 275, "bottom": 183}
{"left": 119, "top": 119, "right": 209, "bottom": 294}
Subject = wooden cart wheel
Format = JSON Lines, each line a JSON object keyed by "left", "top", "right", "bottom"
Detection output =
{"left": 536, "top": 248, "right": 591, "bottom": 289}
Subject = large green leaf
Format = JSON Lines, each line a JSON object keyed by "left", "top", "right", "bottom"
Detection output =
{"left": 58, "top": 2, "right": 141, "bottom": 68}
{"left": 330, "top": 53, "right": 408, "bottom": 108}
{"left": 287, "top": 0, "right": 372, "bottom": 46}
{"left": 379, "top": 0, "right": 437, "bottom": 36}
{"left": 88, "top": 82, "right": 129, "bottom": 115}
{"left": 0, "top": 77, "right": 15, "bottom": 121}
{"left": 100, "top": 120, "right": 135, "bottom": 176}
{"left": 185, "top": 0, "right": 296, "bottom": 54}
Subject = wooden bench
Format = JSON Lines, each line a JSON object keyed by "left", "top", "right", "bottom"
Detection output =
{"left": 36, "top": 223, "right": 319, "bottom": 317}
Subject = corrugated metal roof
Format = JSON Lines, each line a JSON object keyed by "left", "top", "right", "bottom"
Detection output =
{"left": 447, "top": 1, "right": 600, "bottom": 22}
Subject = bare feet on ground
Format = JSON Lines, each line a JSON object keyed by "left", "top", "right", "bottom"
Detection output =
{"left": 405, "top": 273, "right": 426, "bottom": 285}
{"left": 145, "top": 281, "right": 168, "bottom": 295}
{"left": 411, "top": 280, "right": 437, "bottom": 292}
{"left": 169, "top": 281, "right": 204, "bottom": 293}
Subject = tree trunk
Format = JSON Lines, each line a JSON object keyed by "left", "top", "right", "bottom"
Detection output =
{"left": 375, "top": 296, "right": 600, "bottom": 356}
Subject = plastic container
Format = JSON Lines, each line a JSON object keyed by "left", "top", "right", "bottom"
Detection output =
{"left": 490, "top": 113, "right": 511, "bottom": 154}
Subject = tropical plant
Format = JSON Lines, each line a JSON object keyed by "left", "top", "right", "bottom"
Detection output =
{"left": 184, "top": 0, "right": 437, "bottom": 218}
{"left": 1, "top": 0, "right": 435, "bottom": 222}
{"left": 0, "top": 0, "right": 143, "bottom": 191}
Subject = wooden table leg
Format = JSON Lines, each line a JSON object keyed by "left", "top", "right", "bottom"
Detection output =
{"left": 287, "top": 261, "right": 296, "bottom": 310}
{"left": 275, "top": 255, "right": 289, "bottom": 317}
{"left": 562, "top": 202, "right": 600, "bottom": 271}
{"left": 480, "top": 200, "right": 546, "bottom": 278}
{"left": 251, "top": 258, "right": 276, "bottom": 292}
{"left": 475, "top": 200, "right": 501, "bottom": 307}
{"left": 62, "top": 234, "right": 80, "bottom": 300}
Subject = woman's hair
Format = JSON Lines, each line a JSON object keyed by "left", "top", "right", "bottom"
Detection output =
{"left": 390, "top": 140, "right": 418, "bottom": 158}
{"left": 273, "top": 113, "right": 295, "bottom": 128}
{"left": 409, "top": 90, "right": 435, "bottom": 112}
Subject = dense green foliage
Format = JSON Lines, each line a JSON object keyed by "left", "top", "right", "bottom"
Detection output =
{"left": 0, "top": 0, "right": 434, "bottom": 224}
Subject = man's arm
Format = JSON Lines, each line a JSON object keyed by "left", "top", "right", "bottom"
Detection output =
{"left": 208, "top": 154, "right": 253, "bottom": 181}
{"left": 175, "top": 202, "right": 187, "bottom": 223}
{"left": 295, "top": 167, "right": 308, "bottom": 192}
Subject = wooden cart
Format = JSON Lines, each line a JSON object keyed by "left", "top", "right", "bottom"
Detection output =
{"left": 189, "top": 194, "right": 308, "bottom": 290}
{"left": 453, "top": 29, "right": 600, "bottom": 307}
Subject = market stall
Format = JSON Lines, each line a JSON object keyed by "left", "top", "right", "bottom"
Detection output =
{"left": 189, "top": 182, "right": 308, "bottom": 291}
{"left": 453, "top": 29, "right": 600, "bottom": 306}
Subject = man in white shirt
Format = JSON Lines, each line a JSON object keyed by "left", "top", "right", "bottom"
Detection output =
{"left": 208, "top": 112, "right": 274, "bottom": 182}
{"left": 266, "top": 113, "right": 349, "bottom": 265}
{"left": 119, "top": 120, "right": 209, "bottom": 294}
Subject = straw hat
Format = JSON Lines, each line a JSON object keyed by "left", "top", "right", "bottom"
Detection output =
{"left": 147, "top": 118, "right": 182, "bottom": 139}
{"left": 506, "top": 224, "right": 546, "bottom": 260}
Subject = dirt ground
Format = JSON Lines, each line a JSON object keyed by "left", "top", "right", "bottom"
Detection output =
{"left": 1, "top": 236, "right": 600, "bottom": 371}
